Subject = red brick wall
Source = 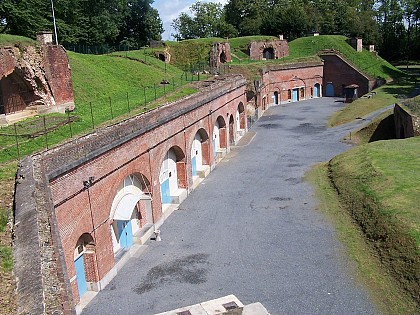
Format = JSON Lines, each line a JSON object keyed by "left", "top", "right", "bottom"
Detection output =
{"left": 48, "top": 77, "right": 246, "bottom": 304}
{"left": 321, "top": 54, "right": 373, "bottom": 97}
{"left": 43, "top": 45, "right": 74, "bottom": 106}
{"left": 249, "top": 40, "right": 289, "bottom": 60}
{"left": 258, "top": 63, "right": 324, "bottom": 107}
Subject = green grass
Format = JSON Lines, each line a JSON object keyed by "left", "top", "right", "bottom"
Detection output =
{"left": 328, "top": 77, "right": 417, "bottom": 127}
{"left": 0, "top": 34, "right": 35, "bottom": 47}
{"left": 328, "top": 138, "right": 420, "bottom": 305}
{"left": 288, "top": 35, "right": 402, "bottom": 80}
{"left": 306, "top": 163, "right": 419, "bottom": 315}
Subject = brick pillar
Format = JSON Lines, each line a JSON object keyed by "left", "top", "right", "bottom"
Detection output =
{"left": 220, "top": 128, "right": 227, "bottom": 148}
{"left": 83, "top": 251, "right": 97, "bottom": 282}
{"left": 201, "top": 139, "right": 210, "bottom": 165}
{"left": 176, "top": 161, "right": 187, "bottom": 188}
{"left": 239, "top": 112, "right": 246, "bottom": 129}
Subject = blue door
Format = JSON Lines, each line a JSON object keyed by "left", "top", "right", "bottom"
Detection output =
{"left": 118, "top": 220, "right": 133, "bottom": 248}
{"left": 191, "top": 156, "right": 197, "bottom": 176}
{"left": 74, "top": 255, "right": 87, "bottom": 297}
{"left": 326, "top": 83, "right": 334, "bottom": 97}
{"left": 292, "top": 89, "right": 298, "bottom": 102}
{"left": 160, "top": 179, "right": 171, "bottom": 204}
{"left": 314, "top": 84, "right": 320, "bottom": 97}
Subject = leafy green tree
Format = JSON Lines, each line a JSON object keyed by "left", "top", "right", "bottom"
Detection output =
{"left": 117, "top": 0, "right": 163, "bottom": 48}
{"left": 224, "top": 0, "right": 266, "bottom": 36}
{"left": 0, "top": 0, "right": 51, "bottom": 37}
{"left": 172, "top": 1, "right": 237, "bottom": 40}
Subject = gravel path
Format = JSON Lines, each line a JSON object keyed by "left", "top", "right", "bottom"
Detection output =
{"left": 82, "top": 97, "right": 381, "bottom": 315}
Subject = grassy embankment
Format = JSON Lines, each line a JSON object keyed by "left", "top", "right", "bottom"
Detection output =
{"left": 306, "top": 138, "right": 420, "bottom": 314}
{"left": 307, "top": 57, "right": 419, "bottom": 314}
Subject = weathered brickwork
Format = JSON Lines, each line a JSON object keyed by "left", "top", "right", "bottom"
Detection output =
{"left": 14, "top": 75, "right": 247, "bottom": 313}
{"left": 321, "top": 53, "right": 376, "bottom": 97}
{"left": 257, "top": 62, "right": 324, "bottom": 109}
{"left": 249, "top": 39, "right": 289, "bottom": 60}
{"left": 394, "top": 104, "right": 420, "bottom": 138}
{"left": 210, "top": 42, "right": 232, "bottom": 69}
{"left": 0, "top": 32, "right": 74, "bottom": 124}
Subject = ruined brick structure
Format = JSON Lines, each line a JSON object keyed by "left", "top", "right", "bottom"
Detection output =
{"left": 14, "top": 76, "right": 247, "bottom": 314}
{"left": 347, "top": 37, "right": 363, "bottom": 52}
{"left": 0, "top": 31, "right": 74, "bottom": 125}
{"left": 209, "top": 42, "right": 232, "bottom": 69}
{"left": 249, "top": 37, "right": 289, "bottom": 61}
{"left": 154, "top": 47, "right": 171, "bottom": 63}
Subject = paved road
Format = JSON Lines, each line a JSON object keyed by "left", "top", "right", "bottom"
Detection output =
{"left": 82, "top": 98, "right": 380, "bottom": 315}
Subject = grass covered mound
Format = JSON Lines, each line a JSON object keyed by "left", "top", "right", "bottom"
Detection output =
{"left": 328, "top": 137, "right": 420, "bottom": 304}
{"left": 288, "top": 35, "right": 401, "bottom": 80}
{"left": 0, "top": 34, "right": 35, "bottom": 47}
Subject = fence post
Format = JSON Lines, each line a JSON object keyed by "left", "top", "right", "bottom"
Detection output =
{"left": 89, "top": 102, "right": 94, "bottom": 130}
{"left": 14, "top": 124, "right": 20, "bottom": 161}
{"left": 144, "top": 87, "right": 147, "bottom": 105}
{"left": 172, "top": 78, "right": 175, "bottom": 91}
{"left": 67, "top": 110, "right": 73, "bottom": 138}
{"left": 43, "top": 116, "right": 48, "bottom": 150}
{"left": 154, "top": 83, "right": 157, "bottom": 100}
{"left": 127, "top": 92, "right": 131, "bottom": 113}
{"left": 109, "top": 96, "right": 114, "bottom": 119}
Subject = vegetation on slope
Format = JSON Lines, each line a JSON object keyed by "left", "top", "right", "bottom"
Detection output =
{"left": 328, "top": 138, "right": 420, "bottom": 307}
{"left": 0, "top": 34, "right": 35, "bottom": 47}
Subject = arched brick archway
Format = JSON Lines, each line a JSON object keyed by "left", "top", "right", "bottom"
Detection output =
{"left": 159, "top": 146, "right": 187, "bottom": 206}
{"left": 73, "top": 233, "right": 97, "bottom": 302}
{"left": 191, "top": 128, "right": 210, "bottom": 178}
{"left": 109, "top": 173, "right": 152, "bottom": 255}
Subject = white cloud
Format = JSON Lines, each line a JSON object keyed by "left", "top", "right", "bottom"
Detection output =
{"left": 152, "top": 0, "right": 229, "bottom": 40}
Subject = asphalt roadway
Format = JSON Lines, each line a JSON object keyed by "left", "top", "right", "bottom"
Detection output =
{"left": 82, "top": 97, "right": 381, "bottom": 315}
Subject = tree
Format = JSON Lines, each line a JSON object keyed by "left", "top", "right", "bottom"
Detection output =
{"left": 172, "top": 1, "right": 237, "bottom": 40}
{"left": 224, "top": 0, "right": 267, "bottom": 36}
{"left": 0, "top": 0, "right": 51, "bottom": 38}
{"left": 116, "top": 0, "right": 163, "bottom": 48}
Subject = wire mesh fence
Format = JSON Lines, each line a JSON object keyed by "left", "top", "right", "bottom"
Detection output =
{"left": 0, "top": 73, "right": 208, "bottom": 163}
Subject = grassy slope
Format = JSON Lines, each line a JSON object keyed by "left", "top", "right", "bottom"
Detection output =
{"left": 328, "top": 138, "right": 420, "bottom": 307}
{"left": 288, "top": 35, "right": 401, "bottom": 80}
{"left": 0, "top": 34, "right": 35, "bottom": 47}
{"left": 307, "top": 163, "right": 419, "bottom": 315}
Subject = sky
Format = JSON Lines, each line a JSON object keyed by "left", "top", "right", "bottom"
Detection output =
{"left": 151, "top": 0, "right": 229, "bottom": 41}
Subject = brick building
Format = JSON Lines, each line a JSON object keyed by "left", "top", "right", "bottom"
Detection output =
{"left": 14, "top": 76, "right": 247, "bottom": 313}
{"left": 249, "top": 37, "right": 289, "bottom": 61}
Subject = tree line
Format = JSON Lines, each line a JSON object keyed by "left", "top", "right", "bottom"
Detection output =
{"left": 1, "top": 0, "right": 419, "bottom": 61}
{"left": 172, "top": 0, "right": 420, "bottom": 61}
{"left": 0, "top": 0, "right": 163, "bottom": 49}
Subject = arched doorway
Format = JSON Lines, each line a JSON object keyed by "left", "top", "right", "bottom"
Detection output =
{"left": 274, "top": 91, "right": 279, "bottom": 105}
{"left": 326, "top": 83, "right": 334, "bottom": 97}
{"left": 213, "top": 116, "right": 227, "bottom": 161}
{"left": 263, "top": 47, "right": 275, "bottom": 60}
{"left": 229, "top": 114, "right": 235, "bottom": 145}
{"left": 109, "top": 174, "right": 152, "bottom": 255}
{"left": 191, "top": 128, "right": 210, "bottom": 179}
{"left": 0, "top": 71, "right": 35, "bottom": 114}
{"left": 220, "top": 51, "right": 227, "bottom": 63}
{"left": 236, "top": 102, "right": 246, "bottom": 139}
{"left": 159, "top": 146, "right": 187, "bottom": 206}
{"left": 74, "top": 233, "right": 96, "bottom": 299}
{"left": 314, "top": 83, "right": 321, "bottom": 97}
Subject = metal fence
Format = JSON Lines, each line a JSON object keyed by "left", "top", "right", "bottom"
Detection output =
{"left": 0, "top": 73, "right": 206, "bottom": 163}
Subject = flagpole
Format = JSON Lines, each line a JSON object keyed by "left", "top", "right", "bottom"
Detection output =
{"left": 50, "top": 0, "right": 58, "bottom": 45}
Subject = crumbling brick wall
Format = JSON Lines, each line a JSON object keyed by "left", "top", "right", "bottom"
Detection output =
{"left": 249, "top": 39, "right": 289, "bottom": 61}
